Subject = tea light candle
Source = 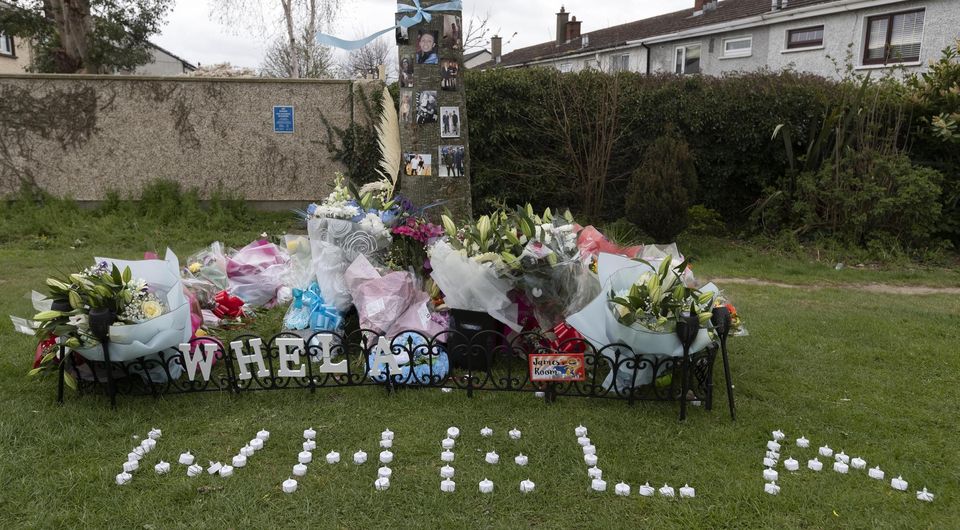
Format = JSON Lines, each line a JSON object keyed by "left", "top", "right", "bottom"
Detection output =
{"left": 515, "top": 454, "right": 528, "bottom": 466}
{"left": 187, "top": 464, "right": 203, "bottom": 477}
{"left": 520, "top": 479, "right": 535, "bottom": 493}
{"left": 583, "top": 445, "right": 596, "bottom": 456}
{"left": 833, "top": 461, "right": 849, "bottom": 474}
{"left": 851, "top": 457, "right": 866, "bottom": 470}
{"left": 767, "top": 440, "right": 781, "bottom": 452}
{"left": 298, "top": 451, "right": 312, "bottom": 464}
{"left": 380, "top": 439, "right": 393, "bottom": 449}
{"left": 380, "top": 450, "right": 394, "bottom": 464}
{"left": 764, "top": 482, "right": 780, "bottom": 495}
{"left": 835, "top": 451, "right": 849, "bottom": 464}
{"left": 658, "top": 484, "right": 674, "bottom": 497}
{"left": 326, "top": 451, "right": 340, "bottom": 464}
{"left": 123, "top": 460, "right": 139, "bottom": 473}
{"left": 784, "top": 457, "right": 799, "bottom": 471}
{"left": 378, "top": 466, "right": 392, "bottom": 479}
{"left": 479, "top": 478, "right": 494, "bottom": 493}
{"left": 575, "top": 425, "right": 588, "bottom": 437}
{"left": 796, "top": 436, "right": 809, "bottom": 448}
{"left": 250, "top": 438, "right": 264, "bottom": 451}
{"left": 132, "top": 446, "right": 146, "bottom": 458}
{"left": 219, "top": 465, "right": 234, "bottom": 478}
{"left": 808, "top": 458, "right": 823, "bottom": 471}
{"left": 148, "top": 428, "right": 162, "bottom": 440}
{"left": 232, "top": 455, "right": 247, "bottom": 468}
{"left": 485, "top": 451, "right": 500, "bottom": 464}
{"left": 591, "top": 478, "right": 607, "bottom": 492}
{"left": 381, "top": 429, "right": 394, "bottom": 441}
{"left": 441, "top": 438, "right": 455, "bottom": 450}
{"left": 509, "top": 428, "right": 521, "bottom": 440}
{"left": 442, "top": 387, "right": 453, "bottom": 393}
{"left": 588, "top": 466, "right": 602, "bottom": 479}
{"left": 127, "top": 451, "right": 142, "bottom": 462}
{"left": 441, "top": 450, "right": 455, "bottom": 462}
{"left": 868, "top": 466, "right": 885, "bottom": 480}
{"left": 772, "top": 430, "right": 785, "bottom": 441}
{"left": 447, "top": 427, "right": 460, "bottom": 439}
{"left": 141, "top": 438, "right": 157, "bottom": 452}
{"left": 207, "top": 461, "right": 222, "bottom": 475}
{"left": 440, "top": 465, "right": 455, "bottom": 478}
{"left": 155, "top": 461, "right": 170, "bottom": 474}
{"left": 765, "top": 450, "right": 780, "bottom": 461}
{"left": 763, "top": 457, "right": 776, "bottom": 468}
{"left": 916, "top": 487, "right": 934, "bottom": 503}
{"left": 303, "top": 440, "right": 317, "bottom": 452}
{"left": 238, "top": 446, "right": 254, "bottom": 458}
{"left": 282, "top": 478, "right": 298, "bottom": 493}
{"left": 293, "top": 463, "right": 307, "bottom": 476}
{"left": 256, "top": 429, "right": 270, "bottom": 441}
{"left": 354, "top": 450, "right": 367, "bottom": 465}
{"left": 584, "top": 454, "right": 598, "bottom": 466}
{"left": 818, "top": 445, "right": 833, "bottom": 458}
{"left": 441, "top": 479, "right": 456, "bottom": 493}
{"left": 304, "top": 427, "right": 317, "bottom": 440}
{"left": 116, "top": 472, "right": 132, "bottom": 485}
{"left": 891, "top": 476, "right": 908, "bottom": 491}
{"left": 375, "top": 477, "right": 390, "bottom": 491}
{"left": 763, "top": 468, "right": 778, "bottom": 482}
{"left": 638, "top": 482, "right": 655, "bottom": 497}
{"left": 615, "top": 482, "right": 630, "bottom": 496}
{"left": 680, "top": 484, "right": 696, "bottom": 498}
{"left": 480, "top": 427, "right": 493, "bottom": 437}
{"left": 178, "top": 451, "right": 195, "bottom": 466}
{"left": 577, "top": 436, "right": 591, "bottom": 447}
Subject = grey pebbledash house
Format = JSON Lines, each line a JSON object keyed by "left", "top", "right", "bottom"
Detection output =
{"left": 481, "top": 0, "right": 960, "bottom": 79}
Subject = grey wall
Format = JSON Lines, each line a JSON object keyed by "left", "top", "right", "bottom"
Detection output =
{"left": 0, "top": 74, "right": 382, "bottom": 204}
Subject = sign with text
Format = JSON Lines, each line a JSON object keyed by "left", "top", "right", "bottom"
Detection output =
{"left": 529, "top": 354, "right": 586, "bottom": 382}
{"left": 273, "top": 106, "right": 295, "bottom": 133}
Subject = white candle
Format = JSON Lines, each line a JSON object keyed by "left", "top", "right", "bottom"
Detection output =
{"left": 763, "top": 468, "right": 778, "bottom": 482}
{"left": 916, "top": 487, "right": 934, "bottom": 502}
{"left": 375, "top": 477, "right": 390, "bottom": 491}
{"left": 219, "top": 465, "right": 234, "bottom": 478}
{"left": 303, "top": 440, "right": 316, "bottom": 452}
{"left": 115, "top": 472, "right": 132, "bottom": 485}
{"left": 140, "top": 438, "right": 157, "bottom": 452}
{"left": 207, "top": 461, "right": 222, "bottom": 475}
{"left": 764, "top": 481, "right": 780, "bottom": 495}
{"left": 379, "top": 450, "right": 394, "bottom": 464}
{"left": 250, "top": 438, "right": 264, "bottom": 451}
{"left": 851, "top": 457, "right": 866, "bottom": 470}
{"left": 187, "top": 464, "right": 203, "bottom": 477}
{"left": 148, "top": 428, "right": 162, "bottom": 440}
{"left": 485, "top": 451, "right": 500, "bottom": 464}
{"left": 282, "top": 478, "right": 298, "bottom": 493}
{"left": 869, "top": 466, "right": 885, "bottom": 480}
{"left": 127, "top": 452, "right": 142, "bottom": 463}
{"left": 584, "top": 454, "right": 598, "bottom": 466}
{"left": 298, "top": 451, "right": 312, "bottom": 464}
{"left": 833, "top": 461, "right": 849, "bottom": 474}
{"left": 326, "top": 451, "right": 340, "bottom": 464}
{"left": 480, "top": 427, "right": 493, "bottom": 437}
{"left": 232, "top": 455, "right": 247, "bottom": 468}
{"left": 447, "top": 427, "right": 460, "bottom": 439}
{"left": 763, "top": 457, "right": 776, "bottom": 468}
{"left": 378, "top": 466, "right": 392, "bottom": 479}
{"left": 638, "top": 482, "right": 655, "bottom": 497}
{"left": 615, "top": 482, "right": 630, "bottom": 496}
{"left": 835, "top": 451, "right": 849, "bottom": 464}
{"left": 354, "top": 450, "right": 367, "bottom": 465}
{"left": 509, "top": 429, "right": 521, "bottom": 440}
{"left": 680, "top": 484, "right": 696, "bottom": 498}
{"left": 591, "top": 478, "right": 607, "bottom": 492}
{"left": 577, "top": 436, "right": 591, "bottom": 447}
{"left": 441, "top": 438, "right": 455, "bottom": 450}
{"left": 241, "top": 446, "right": 254, "bottom": 458}
{"left": 586, "top": 465, "right": 602, "bottom": 479}
{"left": 659, "top": 484, "right": 674, "bottom": 497}
{"left": 441, "top": 479, "right": 456, "bottom": 492}
{"left": 818, "top": 445, "right": 833, "bottom": 457}
{"left": 891, "top": 476, "right": 908, "bottom": 491}
{"left": 256, "top": 429, "right": 270, "bottom": 441}
{"left": 123, "top": 460, "right": 139, "bottom": 473}
{"left": 304, "top": 427, "right": 317, "bottom": 440}
{"left": 178, "top": 451, "right": 195, "bottom": 466}
{"left": 380, "top": 439, "right": 393, "bottom": 449}
{"left": 583, "top": 445, "right": 596, "bottom": 456}
{"left": 155, "top": 461, "right": 170, "bottom": 474}
{"left": 575, "top": 425, "right": 588, "bottom": 437}
{"left": 767, "top": 440, "right": 781, "bottom": 452}
{"left": 441, "top": 450, "right": 455, "bottom": 462}
{"left": 442, "top": 387, "right": 453, "bottom": 393}
{"left": 534, "top": 391, "right": 545, "bottom": 398}
{"left": 796, "top": 436, "right": 809, "bottom": 448}
{"left": 515, "top": 454, "right": 528, "bottom": 466}
{"left": 772, "top": 430, "right": 785, "bottom": 441}
{"left": 808, "top": 458, "right": 823, "bottom": 471}
{"left": 381, "top": 429, "right": 394, "bottom": 441}
{"left": 784, "top": 457, "right": 799, "bottom": 471}
{"left": 520, "top": 479, "right": 535, "bottom": 493}
{"left": 765, "top": 451, "right": 780, "bottom": 461}
{"left": 479, "top": 478, "right": 494, "bottom": 493}
{"left": 293, "top": 463, "right": 307, "bottom": 476}
{"left": 440, "top": 465, "right": 455, "bottom": 478}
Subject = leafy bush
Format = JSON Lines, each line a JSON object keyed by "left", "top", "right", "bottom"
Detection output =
{"left": 624, "top": 133, "right": 697, "bottom": 242}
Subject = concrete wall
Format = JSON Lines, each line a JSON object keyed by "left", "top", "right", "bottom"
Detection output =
{"left": 0, "top": 74, "right": 382, "bottom": 204}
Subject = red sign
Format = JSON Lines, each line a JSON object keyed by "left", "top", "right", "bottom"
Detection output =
{"left": 529, "top": 354, "right": 586, "bottom": 382}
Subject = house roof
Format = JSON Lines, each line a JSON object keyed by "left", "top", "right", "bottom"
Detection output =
{"left": 486, "top": 0, "right": 844, "bottom": 68}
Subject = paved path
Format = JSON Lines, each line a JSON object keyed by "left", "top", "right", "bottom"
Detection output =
{"left": 708, "top": 277, "right": 960, "bottom": 295}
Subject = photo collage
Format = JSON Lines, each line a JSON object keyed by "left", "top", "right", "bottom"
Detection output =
{"left": 398, "top": 12, "right": 466, "bottom": 179}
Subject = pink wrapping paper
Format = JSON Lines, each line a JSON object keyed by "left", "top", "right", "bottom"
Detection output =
{"left": 577, "top": 226, "right": 642, "bottom": 259}
{"left": 345, "top": 255, "right": 445, "bottom": 338}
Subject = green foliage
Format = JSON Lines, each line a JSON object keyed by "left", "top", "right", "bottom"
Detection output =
{"left": 685, "top": 205, "right": 726, "bottom": 236}
{"left": 318, "top": 84, "right": 384, "bottom": 187}
{"left": 624, "top": 133, "right": 697, "bottom": 242}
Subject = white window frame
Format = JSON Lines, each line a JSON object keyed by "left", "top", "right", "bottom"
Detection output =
{"left": 0, "top": 33, "right": 13, "bottom": 57}
{"left": 611, "top": 54, "right": 630, "bottom": 73}
{"left": 558, "top": 62, "right": 572, "bottom": 73}
{"left": 722, "top": 36, "right": 752, "bottom": 58}
{"left": 675, "top": 44, "right": 701, "bottom": 75}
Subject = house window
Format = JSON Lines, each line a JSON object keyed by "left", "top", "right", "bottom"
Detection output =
{"left": 0, "top": 33, "right": 14, "bottom": 57}
{"left": 675, "top": 44, "right": 701, "bottom": 74}
{"left": 558, "top": 62, "right": 572, "bottom": 73}
{"left": 787, "top": 26, "right": 824, "bottom": 49}
{"left": 611, "top": 54, "right": 630, "bottom": 72}
{"left": 863, "top": 9, "right": 924, "bottom": 65}
{"left": 723, "top": 36, "right": 752, "bottom": 57}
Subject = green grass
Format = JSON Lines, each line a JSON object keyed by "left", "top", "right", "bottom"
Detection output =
{"left": 0, "top": 199, "right": 958, "bottom": 528}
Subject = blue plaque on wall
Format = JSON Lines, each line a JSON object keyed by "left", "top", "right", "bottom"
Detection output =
{"left": 273, "top": 106, "right": 294, "bottom": 134}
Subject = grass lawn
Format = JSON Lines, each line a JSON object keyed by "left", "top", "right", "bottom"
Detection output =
{"left": 0, "top": 202, "right": 957, "bottom": 528}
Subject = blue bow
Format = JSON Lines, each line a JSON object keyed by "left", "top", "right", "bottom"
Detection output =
{"left": 315, "top": 1, "right": 462, "bottom": 51}
{"left": 288, "top": 283, "right": 343, "bottom": 331}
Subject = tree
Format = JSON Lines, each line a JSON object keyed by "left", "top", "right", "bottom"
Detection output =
{"left": 461, "top": 10, "right": 515, "bottom": 53}
{"left": 342, "top": 35, "right": 392, "bottom": 80}
{"left": 0, "top": 0, "right": 171, "bottom": 74}
{"left": 261, "top": 34, "right": 332, "bottom": 78}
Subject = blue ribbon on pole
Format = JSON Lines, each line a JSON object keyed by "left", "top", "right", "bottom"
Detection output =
{"left": 315, "top": 0, "right": 462, "bottom": 51}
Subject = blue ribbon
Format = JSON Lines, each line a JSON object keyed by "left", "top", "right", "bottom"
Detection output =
{"left": 315, "top": 0, "right": 462, "bottom": 51}
{"left": 287, "top": 283, "right": 343, "bottom": 331}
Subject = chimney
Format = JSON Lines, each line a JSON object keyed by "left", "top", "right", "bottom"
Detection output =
{"left": 565, "top": 16, "right": 582, "bottom": 42}
{"left": 556, "top": 6, "right": 569, "bottom": 45}
{"left": 771, "top": 0, "right": 787, "bottom": 10}
{"left": 694, "top": 0, "right": 705, "bottom": 11}
{"left": 491, "top": 35, "right": 502, "bottom": 65}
